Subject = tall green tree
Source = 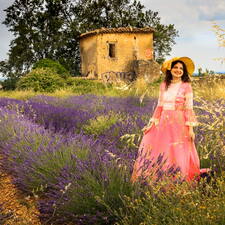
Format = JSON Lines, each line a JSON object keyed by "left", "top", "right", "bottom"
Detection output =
{"left": 2, "top": 0, "right": 81, "bottom": 76}
{"left": 1, "top": 0, "right": 178, "bottom": 82}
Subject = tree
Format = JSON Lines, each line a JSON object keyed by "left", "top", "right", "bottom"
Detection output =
{"left": 1, "top": 0, "right": 178, "bottom": 82}
{"left": 2, "top": 0, "right": 81, "bottom": 78}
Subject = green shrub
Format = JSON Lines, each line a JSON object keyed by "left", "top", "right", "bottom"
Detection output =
{"left": 33, "top": 58, "right": 70, "bottom": 79}
{"left": 16, "top": 68, "right": 65, "bottom": 92}
{"left": 65, "top": 77, "right": 77, "bottom": 86}
{"left": 112, "top": 177, "right": 225, "bottom": 225}
{"left": 1, "top": 77, "right": 19, "bottom": 90}
{"left": 71, "top": 79, "right": 111, "bottom": 94}
{"left": 83, "top": 113, "right": 119, "bottom": 136}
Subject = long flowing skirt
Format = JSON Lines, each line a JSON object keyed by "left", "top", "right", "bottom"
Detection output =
{"left": 131, "top": 110, "right": 201, "bottom": 183}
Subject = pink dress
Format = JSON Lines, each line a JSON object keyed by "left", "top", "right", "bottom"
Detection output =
{"left": 131, "top": 81, "right": 201, "bottom": 183}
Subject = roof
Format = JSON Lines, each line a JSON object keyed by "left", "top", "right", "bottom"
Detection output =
{"left": 79, "top": 27, "right": 154, "bottom": 39}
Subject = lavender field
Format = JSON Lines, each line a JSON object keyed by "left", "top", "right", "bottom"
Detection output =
{"left": 0, "top": 94, "right": 224, "bottom": 224}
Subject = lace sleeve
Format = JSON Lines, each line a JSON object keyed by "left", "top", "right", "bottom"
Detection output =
{"left": 149, "top": 82, "right": 164, "bottom": 125}
{"left": 184, "top": 83, "right": 198, "bottom": 126}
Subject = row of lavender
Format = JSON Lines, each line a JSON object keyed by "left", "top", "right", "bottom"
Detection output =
{"left": 0, "top": 95, "right": 224, "bottom": 224}
{"left": 0, "top": 209, "right": 12, "bottom": 224}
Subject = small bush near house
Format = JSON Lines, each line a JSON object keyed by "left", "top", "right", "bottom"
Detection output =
{"left": 16, "top": 68, "right": 65, "bottom": 92}
{"left": 33, "top": 58, "right": 70, "bottom": 79}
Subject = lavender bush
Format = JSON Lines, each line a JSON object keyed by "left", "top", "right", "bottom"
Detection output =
{"left": 0, "top": 95, "right": 224, "bottom": 224}
{"left": 0, "top": 207, "right": 13, "bottom": 224}
{"left": 194, "top": 98, "right": 225, "bottom": 173}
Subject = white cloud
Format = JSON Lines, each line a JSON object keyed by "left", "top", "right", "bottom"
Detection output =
{"left": 186, "top": 0, "right": 225, "bottom": 21}
{"left": 140, "top": 0, "right": 225, "bottom": 72}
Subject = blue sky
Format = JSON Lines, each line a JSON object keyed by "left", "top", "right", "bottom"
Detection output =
{"left": 0, "top": 0, "right": 225, "bottom": 73}
{"left": 141, "top": 0, "right": 225, "bottom": 72}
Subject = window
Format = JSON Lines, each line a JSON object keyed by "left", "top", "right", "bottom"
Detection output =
{"left": 108, "top": 43, "right": 116, "bottom": 58}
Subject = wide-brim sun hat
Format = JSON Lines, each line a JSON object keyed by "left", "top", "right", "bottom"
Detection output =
{"left": 161, "top": 57, "right": 195, "bottom": 76}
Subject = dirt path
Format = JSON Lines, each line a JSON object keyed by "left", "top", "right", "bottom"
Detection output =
{"left": 0, "top": 166, "right": 41, "bottom": 225}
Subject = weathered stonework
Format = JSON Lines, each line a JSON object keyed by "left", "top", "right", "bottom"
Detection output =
{"left": 79, "top": 27, "right": 159, "bottom": 83}
{"left": 133, "top": 60, "right": 161, "bottom": 83}
{"left": 101, "top": 71, "right": 135, "bottom": 83}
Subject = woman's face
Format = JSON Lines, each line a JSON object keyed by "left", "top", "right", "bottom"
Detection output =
{"left": 170, "top": 62, "right": 184, "bottom": 79}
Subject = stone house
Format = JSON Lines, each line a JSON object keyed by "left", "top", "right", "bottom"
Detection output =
{"left": 79, "top": 27, "right": 160, "bottom": 83}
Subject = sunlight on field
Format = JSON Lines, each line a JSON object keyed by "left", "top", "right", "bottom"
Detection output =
{"left": 0, "top": 90, "right": 39, "bottom": 100}
{"left": 126, "top": 76, "right": 225, "bottom": 100}
{"left": 0, "top": 76, "right": 224, "bottom": 224}
{"left": 193, "top": 77, "right": 225, "bottom": 100}
{"left": 0, "top": 75, "right": 224, "bottom": 100}
{"left": 0, "top": 88, "right": 76, "bottom": 99}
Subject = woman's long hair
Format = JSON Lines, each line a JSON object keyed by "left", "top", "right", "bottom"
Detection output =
{"left": 164, "top": 60, "right": 191, "bottom": 90}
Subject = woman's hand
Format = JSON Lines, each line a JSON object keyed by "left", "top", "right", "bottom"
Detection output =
{"left": 142, "top": 123, "right": 153, "bottom": 134}
{"left": 188, "top": 127, "right": 195, "bottom": 141}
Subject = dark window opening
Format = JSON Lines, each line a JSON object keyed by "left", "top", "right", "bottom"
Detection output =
{"left": 109, "top": 43, "right": 116, "bottom": 58}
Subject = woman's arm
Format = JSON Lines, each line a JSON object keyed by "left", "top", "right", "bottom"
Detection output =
{"left": 184, "top": 83, "right": 198, "bottom": 127}
{"left": 184, "top": 83, "right": 198, "bottom": 141}
{"left": 147, "top": 82, "right": 164, "bottom": 126}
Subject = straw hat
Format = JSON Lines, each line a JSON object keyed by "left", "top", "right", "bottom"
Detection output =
{"left": 161, "top": 57, "right": 195, "bottom": 76}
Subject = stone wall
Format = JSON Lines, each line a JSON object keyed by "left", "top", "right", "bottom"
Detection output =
{"left": 96, "top": 32, "right": 153, "bottom": 78}
{"left": 80, "top": 31, "right": 154, "bottom": 81}
{"left": 133, "top": 59, "right": 160, "bottom": 83}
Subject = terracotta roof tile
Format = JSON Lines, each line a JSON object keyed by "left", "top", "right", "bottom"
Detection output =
{"left": 80, "top": 27, "right": 154, "bottom": 39}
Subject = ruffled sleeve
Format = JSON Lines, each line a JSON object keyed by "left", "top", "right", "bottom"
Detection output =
{"left": 149, "top": 82, "right": 164, "bottom": 125}
{"left": 184, "top": 83, "right": 198, "bottom": 126}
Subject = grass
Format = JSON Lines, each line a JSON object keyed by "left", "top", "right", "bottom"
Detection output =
{"left": 0, "top": 74, "right": 224, "bottom": 224}
{"left": 192, "top": 75, "right": 225, "bottom": 100}
{"left": 0, "top": 75, "right": 224, "bottom": 100}
{"left": 113, "top": 176, "right": 225, "bottom": 225}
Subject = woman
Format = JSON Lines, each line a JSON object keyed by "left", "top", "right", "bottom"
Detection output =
{"left": 131, "top": 57, "right": 203, "bottom": 183}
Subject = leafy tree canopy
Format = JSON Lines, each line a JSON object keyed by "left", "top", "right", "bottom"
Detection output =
{"left": 33, "top": 58, "right": 70, "bottom": 79}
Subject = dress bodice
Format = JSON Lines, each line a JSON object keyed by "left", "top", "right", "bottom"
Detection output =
{"left": 150, "top": 81, "right": 198, "bottom": 127}
{"left": 162, "top": 81, "right": 182, "bottom": 110}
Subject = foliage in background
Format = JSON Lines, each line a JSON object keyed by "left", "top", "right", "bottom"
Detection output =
{"left": 70, "top": 78, "right": 112, "bottom": 95}
{"left": 0, "top": 76, "right": 19, "bottom": 90}
{"left": 197, "top": 67, "right": 215, "bottom": 77}
{"left": 16, "top": 68, "right": 65, "bottom": 92}
{"left": 33, "top": 58, "right": 70, "bottom": 79}
{"left": 1, "top": 0, "right": 178, "bottom": 79}
{"left": 0, "top": 75, "right": 225, "bottom": 100}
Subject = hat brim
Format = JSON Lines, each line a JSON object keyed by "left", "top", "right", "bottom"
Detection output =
{"left": 161, "top": 57, "right": 195, "bottom": 76}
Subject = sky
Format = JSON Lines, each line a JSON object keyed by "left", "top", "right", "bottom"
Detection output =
{"left": 141, "top": 0, "right": 225, "bottom": 72}
{"left": 0, "top": 0, "right": 225, "bottom": 73}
